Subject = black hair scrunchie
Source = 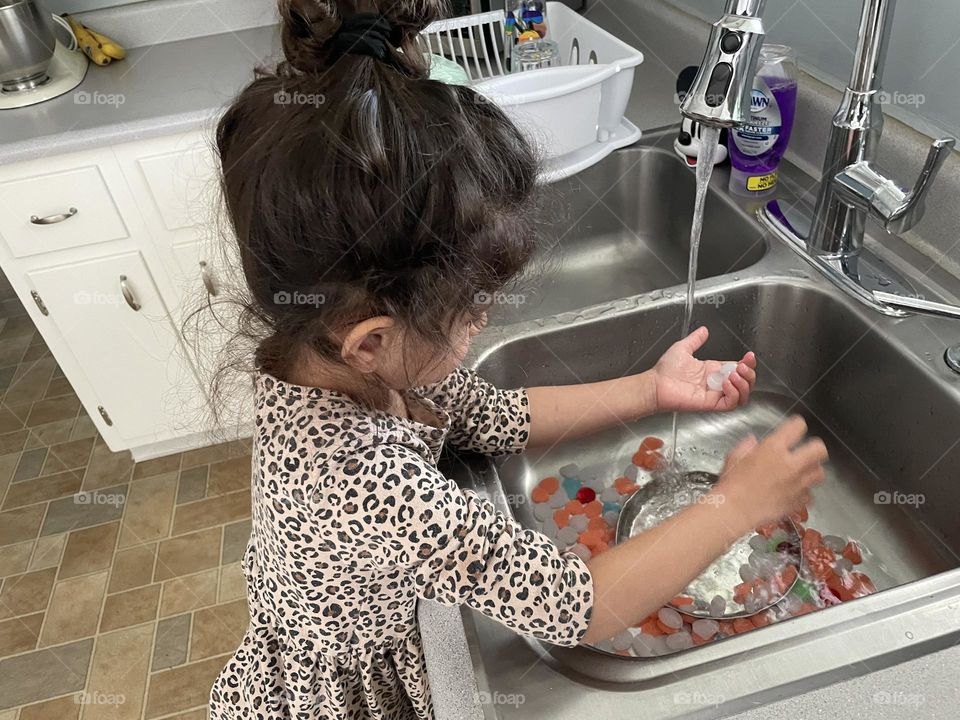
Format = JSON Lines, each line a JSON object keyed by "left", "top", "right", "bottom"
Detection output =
{"left": 330, "top": 13, "right": 404, "bottom": 67}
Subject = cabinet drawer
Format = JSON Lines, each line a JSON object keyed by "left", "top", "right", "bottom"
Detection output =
{"left": 135, "top": 141, "right": 217, "bottom": 232}
{"left": 0, "top": 165, "right": 129, "bottom": 257}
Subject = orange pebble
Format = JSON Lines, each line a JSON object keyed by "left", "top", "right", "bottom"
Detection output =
{"left": 578, "top": 529, "right": 603, "bottom": 547}
{"left": 718, "top": 621, "right": 736, "bottom": 636}
{"left": 733, "top": 582, "right": 753, "bottom": 605}
{"left": 540, "top": 476, "right": 559, "bottom": 494}
{"left": 781, "top": 564, "right": 798, "bottom": 587}
{"left": 801, "top": 528, "right": 823, "bottom": 554}
{"left": 656, "top": 619, "right": 679, "bottom": 635}
{"left": 842, "top": 541, "right": 863, "bottom": 564}
{"left": 638, "top": 452, "right": 661, "bottom": 471}
{"left": 565, "top": 500, "right": 586, "bottom": 516}
{"left": 795, "top": 603, "right": 817, "bottom": 616}
{"left": 789, "top": 506, "right": 809, "bottom": 524}
{"left": 604, "top": 528, "right": 616, "bottom": 543}
{"left": 671, "top": 596, "right": 694, "bottom": 606}
{"left": 593, "top": 541, "right": 610, "bottom": 555}
{"left": 588, "top": 516, "right": 607, "bottom": 531}
{"left": 640, "top": 436, "right": 665, "bottom": 451}
{"left": 584, "top": 501, "right": 603, "bottom": 518}
{"left": 755, "top": 522, "right": 778, "bottom": 538}
{"left": 733, "top": 618, "right": 754, "bottom": 634}
{"left": 531, "top": 486, "right": 550, "bottom": 504}
{"left": 807, "top": 547, "right": 836, "bottom": 580}
{"left": 631, "top": 450, "right": 649, "bottom": 467}
{"left": 852, "top": 571, "right": 877, "bottom": 596}
{"left": 614, "top": 476, "right": 635, "bottom": 494}
{"left": 692, "top": 633, "right": 710, "bottom": 646}
{"left": 641, "top": 619, "right": 663, "bottom": 636}
{"left": 751, "top": 612, "right": 771, "bottom": 628}
{"left": 553, "top": 509, "right": 570, "bottom": 529}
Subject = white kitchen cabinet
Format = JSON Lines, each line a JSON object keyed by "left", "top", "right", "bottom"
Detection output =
{"left": 0, "top": 130, "right": 250, "bottom": 459}
{"left": 27, "top": 250, "right": 205, "bottom": 447}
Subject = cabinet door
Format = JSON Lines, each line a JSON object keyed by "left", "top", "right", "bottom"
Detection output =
{"left": 28, "top": 251, "right": 204, "bottom": 445}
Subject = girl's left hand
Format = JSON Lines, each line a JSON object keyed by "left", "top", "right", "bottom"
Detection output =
{"left": 653, "top": 326, "right": 757, "bottom": 412}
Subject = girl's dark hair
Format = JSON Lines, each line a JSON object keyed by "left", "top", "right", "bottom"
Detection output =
{"left": 207, "top": 0, "right": 541, "bottom": 414}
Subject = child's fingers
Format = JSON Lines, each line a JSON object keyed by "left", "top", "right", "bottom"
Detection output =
{"left": 729, "top": 370, "right": 752, "bottom": 406}
{"left": 736, "top": 361, "right": 757, "bottom": 388}
{"left": 721, "top": 375, "right": 741, "bottom": 408}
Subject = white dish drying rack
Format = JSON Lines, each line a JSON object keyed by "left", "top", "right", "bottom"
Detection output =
{"left": 419, "top": 2, "right": 644, "bottom": 182}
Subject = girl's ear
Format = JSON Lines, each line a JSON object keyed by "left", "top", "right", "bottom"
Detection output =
{"left": 340, "top": 316, "right": 397, "bottom": 373}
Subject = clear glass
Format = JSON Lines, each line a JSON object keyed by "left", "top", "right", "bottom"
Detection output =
{"left": 511, "top": 38, "right": 560, "bottom": 73}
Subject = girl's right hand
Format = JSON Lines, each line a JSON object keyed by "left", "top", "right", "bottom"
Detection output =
{"left": 711, "top": 415, "right": 828, "bottom": 532}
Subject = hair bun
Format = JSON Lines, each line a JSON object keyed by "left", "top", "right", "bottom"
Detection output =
{"left": 278, "top": 0, "right": 448, "bottom": 75}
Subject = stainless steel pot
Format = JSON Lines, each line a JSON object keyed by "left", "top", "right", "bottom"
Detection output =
{"left": 0, "top": 0, "right": 57, "bottom": 92}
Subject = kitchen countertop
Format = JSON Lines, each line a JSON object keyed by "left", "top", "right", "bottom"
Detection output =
{"left": 2, "top": 3, "right": 958, "bottom": 719}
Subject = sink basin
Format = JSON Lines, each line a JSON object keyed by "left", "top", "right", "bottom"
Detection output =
{"left": 489, "top": 145, "right": 767, "bottom": 324}
{"left": 448, "top": 277, "right": 960, "bottom": 717}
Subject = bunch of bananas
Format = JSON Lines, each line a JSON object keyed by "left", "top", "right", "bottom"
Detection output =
{"left": 64, "top": 14, "right": 126, "bottom": 66}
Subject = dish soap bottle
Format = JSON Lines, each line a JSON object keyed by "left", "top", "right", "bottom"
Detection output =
{"left": 728, "top": 44, "right": 798, "bottom": 198}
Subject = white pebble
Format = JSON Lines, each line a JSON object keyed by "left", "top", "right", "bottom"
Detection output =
{"left": 593, "top": 638, "right": 614, "bottom": 653}
{"left": 632, "top": 633, "right": 660, "bottom": 657}
{"left": 548, "top": 492, "right": 568, "bottom": 509}
{"left": 612, "top": 630, "right": 634, "bottom": 651}
{"left": 600, "top": 486, "right": 621, "bottom": 503}
{"left": 569, "top": 514, "right": 589, "bottom": 532}
{"left": 603, "top": 511, "right": 620, "bottom": 528}
{"left": 769, "top": 528, "right": 789, "bottom": 546}
{"left": 709, "top": 595, "right": 727, "bottom": 617}
{"left": 584, "top": 475, "right": 606, "bottom": 492}
{"left": 749, "top": 535, "right": 769, "bottom": 552}
{"left": 691, "top": 618, "right": 719, "bottom": 640}
{"left": 623, "top": 465, "right": 639, "bottom": 482}
{"left": 658, "top": 607, "right": 683, "bottom": 630}
{"left": 665, "top": 631, "right": 694, "bottom": 651}
{"left": 739, "top": 564, "right": 759, "bottom": 583}
{"left": 721, "top": 361, "right": 739, "bottom": 375}
{"left": 834, "top": 557, "right": 854, "bottom": 574}
{"left": 533, "top": 502, "right": 552, "bottom": 522}
{"left": 707, "top": 371, "right": 725, "bottom": 392}
{"left": 558, "top": 526, "right": 579, "bottom": 546}
{"left": 542, "top": 517, "right": 559, "bottom": 538}
{"left": 568, "top": 543, "right": 592, "bottom": 562}
{"left": 559, "top": 463, "right": 580, "bottom": 479}
{"left": 823, "top": 535, "right": 847, "bottom": 553}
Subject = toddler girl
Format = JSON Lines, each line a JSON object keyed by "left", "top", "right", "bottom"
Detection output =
{"left": 209, "top": 1, "right": 827, "bottom": 718}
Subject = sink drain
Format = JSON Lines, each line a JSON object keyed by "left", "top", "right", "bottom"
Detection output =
{"left": 946, "top": 345, "right": 960, "bottom": 374}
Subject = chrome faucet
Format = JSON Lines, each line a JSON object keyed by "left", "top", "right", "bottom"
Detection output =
{"left": 680, "top": 0, "right": 767, "bottom": 128}
{"left": 757, "top": 0, "right": 956, "bottom": 316}
{"left": 684, "top": 0, "right": 958, "bottom": 317}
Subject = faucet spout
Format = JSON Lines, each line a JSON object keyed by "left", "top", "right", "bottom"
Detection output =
{"left": 679, "top": 0, "right": 767, "bottom": 128}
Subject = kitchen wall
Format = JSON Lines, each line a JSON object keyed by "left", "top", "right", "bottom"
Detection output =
{"left": 664, "top": 0, "right": 960, "bottom": 140}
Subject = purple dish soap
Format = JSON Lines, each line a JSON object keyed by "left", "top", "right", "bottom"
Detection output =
{"left": 728, "top": 45, "right": 798, "bottom": 197}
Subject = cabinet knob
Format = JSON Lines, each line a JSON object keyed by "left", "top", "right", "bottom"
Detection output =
{"left": 119, "top": 275, "right": 141, "bottom": 311}
{"left": 199, "top": 261, "right": 218, "bottom": 297}
{"left": 30, "top": 207, "right": 78, "bottom": 225}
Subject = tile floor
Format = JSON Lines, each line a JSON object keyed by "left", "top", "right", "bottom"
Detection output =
{"left": 0, "top": 292, "right": 249, "bottom": 719}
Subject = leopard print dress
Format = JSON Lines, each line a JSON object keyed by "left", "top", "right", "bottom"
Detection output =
{"left": 209, "top": 366, "right": 594, "bottom": 720}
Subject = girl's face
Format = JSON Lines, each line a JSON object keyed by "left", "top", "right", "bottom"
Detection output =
{"left": 401, "top": 311, "right": 487, "bottom": 387}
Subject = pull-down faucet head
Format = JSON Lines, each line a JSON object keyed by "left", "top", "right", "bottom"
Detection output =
{"left": 680, "top": 0, "right": 768, "bottom": 128}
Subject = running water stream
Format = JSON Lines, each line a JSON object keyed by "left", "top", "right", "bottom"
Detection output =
{"left": 669, "top": 125, "right": 723, "bottom": 464}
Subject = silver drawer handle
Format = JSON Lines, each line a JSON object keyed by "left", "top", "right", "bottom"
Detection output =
{"left": 30, "top": 207, "right": 78, "bottom": 225}
{"left": 119, "top": 275, "right": 141, "bottom": 311}
{"left": 199, "top": 261, "right": 218, "bottom": 297}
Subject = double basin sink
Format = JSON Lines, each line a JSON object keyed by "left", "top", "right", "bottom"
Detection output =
{"left": 442, "top": 129, "right": 960, "bottom": 718}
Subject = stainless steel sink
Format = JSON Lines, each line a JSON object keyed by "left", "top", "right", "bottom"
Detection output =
{"left": 441, "top": 130, "right": 960, "bottom": 719}
{"left": 489, "top": 145, "right": 766, "bottom": 324}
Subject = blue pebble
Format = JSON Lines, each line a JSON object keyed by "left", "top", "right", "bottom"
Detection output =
{"left": 562, "top": 476, "right": 582, "bottom": 499}
{"left": 603, "top": 502, "right": 622, "bottom": 514}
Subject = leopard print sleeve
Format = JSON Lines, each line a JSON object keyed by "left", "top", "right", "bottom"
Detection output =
{"left": 327, "top": 447, "right": 594, "bottom": 648}
{"left": 415, "top": 366, "right": 530, "bottom": 456}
